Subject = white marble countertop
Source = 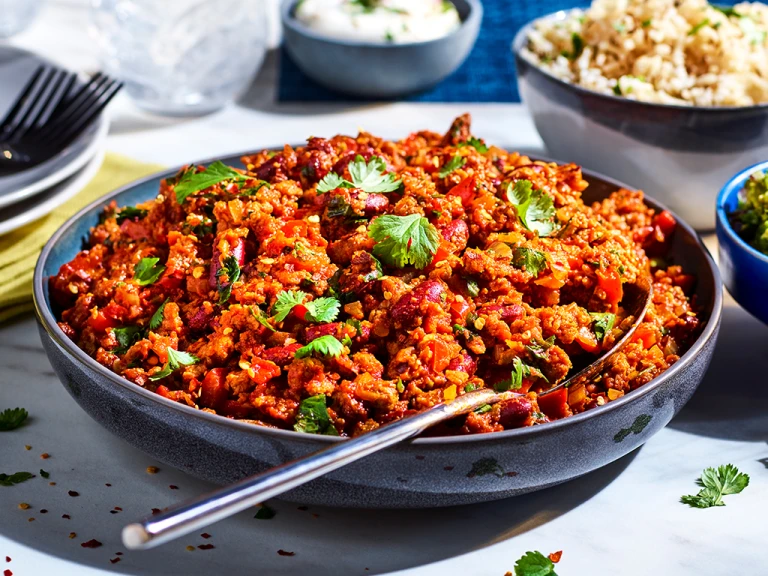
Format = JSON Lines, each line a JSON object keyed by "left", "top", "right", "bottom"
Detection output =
{"left": 2, "top": 2, "right": 768, "bottom": 575}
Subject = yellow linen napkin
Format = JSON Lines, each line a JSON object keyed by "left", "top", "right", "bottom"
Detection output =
{"left": 0, "top": 153, "right": 166, "bottom": 323}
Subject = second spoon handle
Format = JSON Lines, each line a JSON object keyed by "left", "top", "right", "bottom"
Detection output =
{"left": 122, "top": 387, "right": 506, "bottom": 551}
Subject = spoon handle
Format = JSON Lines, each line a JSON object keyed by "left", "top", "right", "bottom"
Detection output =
{"left": 122, "top": 388, "right": 502, "bottom": 550}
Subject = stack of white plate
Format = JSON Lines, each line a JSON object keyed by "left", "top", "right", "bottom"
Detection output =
{"left": 0, "top": 46, "right": 108, "bottom": 236}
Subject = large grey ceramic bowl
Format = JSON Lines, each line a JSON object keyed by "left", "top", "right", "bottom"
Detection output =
{"left": 33, "top": 153, "right": 722, "bottom": 508}
{"left": 281, "top": 0, "right": 482, "bottom": 98}
{"left": 513, "top": 10, "right": 768, "bottom": 231}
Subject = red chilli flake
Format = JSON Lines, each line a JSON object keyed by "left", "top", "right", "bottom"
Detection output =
{"left": 4, "top": 569, "right": 12, "bottom": 576}
{"left": 114, "top": 506, "right": 122, "bottom": 511}
{"left": 105, "top": 483, "right": 112, "bottom": 487}
{"left": 110, "top": 558, "right": 121, "bottom": 564}
{"left": 4, "top": 558, "right": 9, "bottom": 563}
{"left": 151, "top": 508, "right": 162, "bottom": 515}
{"left": 200, "top": 533, "right": 211, "bottom": 539}
{"left": 81, "top": 539, "right": 103, "bottom": 549}
{"left": 62, "top": 514, "right": 71, "bottom": 519}
{"left": 197, "top": 544, "right": 215, "bottom": 550}
{"left": 40, "top": 509, "right": 48, "bottom": 514}
{"left": 297, "top": 506, "right": 309, "bottom": 511}
{"left": 549, "top": 551, "right": 563, "bottom": 564}
{"left": 277, "top": 550, "right": 295, "bottom": 557}
{"left": 116, "top": 552, "right": 123, "bottom": 556}
{"left": 68, "top": 491, "right": 79, "bottom": 497}
{"left": 169, "top": 485, "right": 179, "bottom": 490}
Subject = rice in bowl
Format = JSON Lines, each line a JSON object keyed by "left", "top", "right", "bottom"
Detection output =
{"left": 522, "top": 0, "right": 768, "bottom": 107}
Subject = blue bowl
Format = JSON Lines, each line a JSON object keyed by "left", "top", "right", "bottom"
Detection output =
{"left": 716, "top": 161, "right": 768, "bottom": 325}
{"left": 281, "top": 0, "right": 482, "bottom": 99}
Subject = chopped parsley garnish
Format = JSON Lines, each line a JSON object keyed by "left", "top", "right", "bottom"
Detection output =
{"left": 396, "top": 378, "right": 405, "bottom": 393}
{"left": 174, "top": 161, "right": 250, "bottom": 204}
{"left": 293, "top": 394, "right": 338, "bottom": 435}
{"left": 250, "top": 306, "right": 276, "bottom": 332}
{"left": 368, "top": 214, "right": 440, "bottom": 269}
{"left": 272, "top": 290, "right": 340, "bottom": 323}
{"left": 512, "top": 247, "right": 548, "bottom": 276}
{"left": 681, "top": 464, "right": 749, "bottom": 508}
{"left": 134, "top": 257, "right": 165, "bottom": 286}
{"left": 295, "top": 335, "right": 345, "bottom": 359}
{"left": 150, "top": 298, "right": 170, "bottom": 331}
{"left": 494, "top": 357, "right": 531, "bottom": 392}
{"left": 464, "top": 383, "right": 477, "bottom": 392}
{"left": 438, "top": 154, "right": 466, "bottom": 178}
{"left": 466, "top": 278, "right": 480, "bottom": 297}
{"left": 116, "top": 206, "right": 148, "bottom": 224}
{"left": 149, "top": 348, "right": 200, "bottom": 381}
{"left": 562, "top": 32, "right": 584, "bottom": 60}
{"left": 0, "top": 407, "right": 28, "bottom": 431}
{"left": 0, "top": 471, "right": 34, "bottom": 487}
{"left": 526, "top": 336, "right": 555, "bottom": 360}
{"left": 689, "top": 19, "right": 710, "bottom": 35}
{"left": 590, "top": 312, "right": 616, "bottom": 341}
{"left": 317, "top": 155, "right": 400, "bottom": 194}
{"left": 474, "top": 404, "right": 492, "bottom": 414}
{"left": 506, "top": 180, "right": 558, "bottom": 237}
{"left": 642, "top": 18, "right": 652, "bottom": 27}
{"left": 514, "top": 550, "right": 558, "bottom": 576}
{"left": 458, "top": 137, "right": 488, "bottom": 153}
{"left": 254, "top": 504, "right": 276, "bottom": 519}
{"left": 113, "top": 326, "right": 144, "bottom": 354}
{"left": 216, "top": 255, "right": 242, "bottom": 306}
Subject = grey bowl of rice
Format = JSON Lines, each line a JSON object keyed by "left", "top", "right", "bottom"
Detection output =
{"left": 513, "top": 0, "right": 768, "bottom": 231}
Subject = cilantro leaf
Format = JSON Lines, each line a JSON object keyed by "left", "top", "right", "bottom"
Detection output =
{"left": 494, "top": 357, "right": 529, "bottom": 392}
{"left": 174, "top": 161, "right": 249, "bottom": 204}
{"left": 113, "top": 326, "right": 144, "bottom": 354}
{"left": 273, "top": 290, "right": 309, "bottom": 322}
{"left": 681, "top": 464, "right": 750, "bottom": 508}
{"left": 348, "top": 155, "right": 401, "bottom": 193}
{"left": 116, "top": 206, "right": 148, "bottom": 224}
{"left": 458, "top": 137, "right": 488, "bottom": 153}
{"left": 250, "top": 306, "right": 276, "bottom": 332}
{"left": 438, "top": 155, "right": 466, "bottom": 178}
{"left": 506, "top": 180, "right": 558, "bottom": 237}
{"left": 216, "top": 255, "right": 242, "bottom": 306}
{"left": 317, "top": 172, "right": 354, "bottom": 194}
{"left": 514, "top": 550, "right": 557, "bottom": 576}
{"left": 254, "top": 504, "right": 276, "bottom": 519}
{"left": 295, "top": 335, "right": 345, "bottom": 359}
{"left": 0, "top": 407, "right": 28, "bottom": 431}
{"left": 512, "top": 247, "right": 548, "bottom": 276}
{"left": 0, "top": 471, "right": 34, "bottom": 487}
{"left": 150, "top": 298, "right": 170, "bottom": 331}
{"left": 368, "top": 214, "right": 440, "bottom": 269}
{"left": 134, "top": 257, "right": 165, "bottom": 286}
{"left": 590, "top": 312, "right": 616, "bottom": 341}
{"left": 304, "top": 297, "right": 341, "bottom": 323}
{"left": 149, "top": 347, "right": 200, "bottom": 381}
{"left": 293, "top": 394, "right": 338, "bottom": 435}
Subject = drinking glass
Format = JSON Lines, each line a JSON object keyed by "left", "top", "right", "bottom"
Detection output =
{"left": 90, "top": 0, "right": 268, "bottom": 116}
{"left": 0, "top": 0, "right": 46, "bottom": 38}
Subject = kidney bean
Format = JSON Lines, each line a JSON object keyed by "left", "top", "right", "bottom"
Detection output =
{"left": 188, "top": 306, "right": 219, "bottom": 332}
{"left": 119, "top": 219, "right": 149, "bottom": 241}
{"left": 200, "top": 368, "right": 228, "bottom": 410}
{"left": 362, "top": 193, "right": 389, "bottom": 216}
{"left": 304, "top": 323, "right": 342, "bottom": 342}
{"left": 261, "top": 343, "right": 302, "bottom": 366}
{"left": 446, "top": 351, "right": 477, "bottom": 376}
{"left": 480, "top": 303, "right": 524, "bottom": 323}
{"left": 255, "top": 153, "right": 288, "bottom": 182}
{"left": 497, "top": 396, "right": 534, "bottom": 429}
{"left": 390, "top": 280, "right": 445, "bottom": 325}
{"left": 208, "top": 238, "right": 246, "bottom": 289}
{"left": 441, "top": 219, "right": 469, "bottom": 250}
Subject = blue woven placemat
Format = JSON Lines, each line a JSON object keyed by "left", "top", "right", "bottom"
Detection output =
{"left": 278, "top": 0, "right": 591, "bottom": 103}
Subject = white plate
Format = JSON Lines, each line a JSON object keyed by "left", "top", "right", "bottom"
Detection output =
{"left": 0, "top": 45, "right": 109, "bottom": 210}
{"left": 0, "top": 150, "right": 104, "bottom": 236}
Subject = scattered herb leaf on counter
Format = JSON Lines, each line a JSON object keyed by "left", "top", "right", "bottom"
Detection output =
{"left": 0, "top": 472, "right": 34, "bottom": 487}
{"left": 0, "top": 407, "right": 28, "bottom": 431}
{"left": 115, "top": 206, "right": 148, "bottom": 224}
{"left": 506, "top": 180, "right": 557, "bottom": 237}
{"left": 294, "top": 335, "right": 345, "bottom": 360}
{"left": 438, "top": 155, "right": 466, "bottom": 178}
{"left": 254, "top": 504, "right": 277, "bottom": 520}
{"left": 681, "top": 464, "right": 750, "bottom": 508}
{"left": 514, "top": 550, "right": 558, "bottom": 576}
{"left": 512, "top": 247, "right": 548, "bottom": 276}
{"left": 149, "top": 348, "right": 200, "bottom": 381}
{"left": 294, "top": 394, "right": 338, "bottom": 435}
{"left": 150, "top": 298, "right": 170, "bottom": 331}
{"left": 216, "top": 255, "right": 242, "bottom": 305}
{"left": 368, "top": 214, "right": 440, "bottom": 269}
{"left": 174, "top": 161, "right": 250, "bottom": 203}
{"left": 590, "top": 312, "right": 616, "bottom": 341}
{"left": 134, "top": 257, "right": 165, "bottom": 286}
{"left": 39, "top": 469, "right": 50, "bottom": 479}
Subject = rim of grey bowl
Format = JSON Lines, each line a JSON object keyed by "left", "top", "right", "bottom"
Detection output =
{"left": 33, "top": 151, "right": 722, "bottom": 446}
{"left": 282, "top": 0, "right": 483, "bottom": 48}
{"left": 512, "top": 8, "right": 768, "bottom": 114}
{"left": 716, "top": 159, "right": 768, "bottom": 265}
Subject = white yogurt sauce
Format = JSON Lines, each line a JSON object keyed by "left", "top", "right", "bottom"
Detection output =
{"left": 295, "top": 0, "right": 461, "bottom": 44}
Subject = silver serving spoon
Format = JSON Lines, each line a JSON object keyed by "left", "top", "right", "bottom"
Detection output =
{"left": 123, "top": 275, "right": 653, "bottom": 551}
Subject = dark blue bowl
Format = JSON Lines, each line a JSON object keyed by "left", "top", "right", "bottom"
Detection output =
{"left": 716, "top": 161, "right": 768, "bottom": 325}
{"left": 281, "top": 0, "right": 482, "bottom": 99}
{"left": 512, "top": 10, "right": 768, "bottom": 231}
{"left": 33, "top": 153, "right": 722, "bottom": 508}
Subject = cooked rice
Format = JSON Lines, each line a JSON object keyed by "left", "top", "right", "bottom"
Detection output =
{"left": 522, "top": 0, "right": 768, "bottom": 106}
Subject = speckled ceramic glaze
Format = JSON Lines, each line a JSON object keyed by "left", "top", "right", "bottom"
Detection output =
{"left": 33, "top": 153, "right": 722, "bottom": 508}
{"left": 716, "top": 160, "right": 768, "bottom": 326}
{"left": 281, "top": 0, "right": 482, "bottom": 99}
{"left": 512, "top": 11, "right": 768, "bottom": 231}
